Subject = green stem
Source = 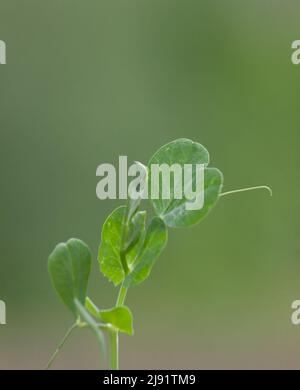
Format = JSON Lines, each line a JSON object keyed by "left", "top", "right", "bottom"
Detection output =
{"left": 45, "top": 323, "right": 77, "bottom": 369}
{"left": 109, "top": 283, "right": 128, "bottom": 370}
{"left": 219, "top": 185, "right": 272, "bottom": 198}
{"left": 116, "top": 284, "right": 128, "bottom": 307}
{"left": 109, "top": 329, "right": 119, "bottom": 370}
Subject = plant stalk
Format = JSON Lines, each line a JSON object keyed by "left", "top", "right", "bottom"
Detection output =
{"left": 109, "top": 329, "right": 119, "bottom": 370}
{"left": 109, "top": 283, "right": 128, "bottom": 370}
{"left": 116, "top": 284, "right": 128, "bottom": 307}
{"left": 45, "top": 323, "right": 77, "bottom": 369}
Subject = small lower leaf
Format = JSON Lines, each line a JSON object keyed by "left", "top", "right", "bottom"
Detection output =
{"left": 100, "top": 306, "right": 133, "bottom": 335}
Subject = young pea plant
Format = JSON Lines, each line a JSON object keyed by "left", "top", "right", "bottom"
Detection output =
{"left": 46, "top": 138, "right": 271, "bottom": 369}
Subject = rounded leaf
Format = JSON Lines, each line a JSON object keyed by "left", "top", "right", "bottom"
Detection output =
{"left": 48, "top": 238, "right": 92, "bottom": 317}
{"left": 148, "top": 138, "right": 223, "bottom": 227}
{"left": 100, "top": 306, "right": 134, "bottom": 335}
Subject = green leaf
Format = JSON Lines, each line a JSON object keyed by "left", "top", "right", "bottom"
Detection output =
{"left": 125, "top": 211, "right": 147, "bottom": 268}
{"left": 148, "top": 138, "right": 223, "bottom": 228}
{"left": 123, "top": 162, "right": 148, "bottom": 261}
{"left": 98, "top": 206, "right": 147, "bottom": 285}
{"left": 100, "top": 306, "right": 134, "bottom": 335}
{"left": 163, "top": 168, "right": 223, "bottom": 227}
{"left": 124, "top": 217, "right": 168, "bottom": 287}
{"left": 123, "top": 211, "right": 146, "bottom": 251}
{"left": 48, "top": 238, "right": 91, "bottom": 317}
{"left": 85, "top": 297, "right": 100, "bottom": 318}
{"left": 126, "top": 161, "right": 148, "bottom": 223}
{"left": 74, "top": 299, "right": 106, "bottom": 354}
{"left": 98, "top": 206, "right": 126, "bottom": 286}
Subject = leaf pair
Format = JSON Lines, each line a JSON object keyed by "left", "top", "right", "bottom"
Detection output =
{"left": 99, "top": 206, "right": 168, "bottom": 287}
{"left": 48, "top": 238, "right": 134, "bottom": 335}
{"left": 48, "top": 239, "right": 107, "bottom": 352}
{"left": 99, "top": 138, "right": 223, "bottom": 287}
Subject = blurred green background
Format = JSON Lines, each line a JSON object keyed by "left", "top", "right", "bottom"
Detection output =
{"left": 1, "top": 0, "right": 300, "bottom": 369}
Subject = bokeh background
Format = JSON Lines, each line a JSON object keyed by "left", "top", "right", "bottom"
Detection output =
{"left": 1, "top": 0, "right": 300, "bottom": 369}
